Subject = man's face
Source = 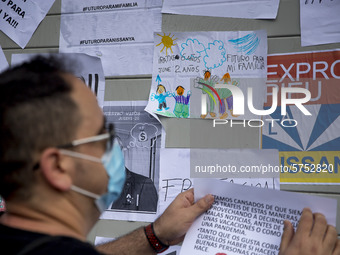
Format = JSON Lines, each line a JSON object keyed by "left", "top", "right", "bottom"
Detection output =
{"left": 66, "top": 74, "right": 108, "bottom": 197}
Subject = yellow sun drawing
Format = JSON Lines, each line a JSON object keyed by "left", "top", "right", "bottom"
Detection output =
{"left": 156, "top": 33, "right": 177, "bottom": 55}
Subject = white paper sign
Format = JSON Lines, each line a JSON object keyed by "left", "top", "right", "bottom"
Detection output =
{"left": 162, "top": 0, "right": 280, "bottom": 19}
{"left": 300, "top": 0, "right": 340, "bottom": 46}
{"left": 0, "top": 45, "right": 9, "bottom": 73}
{"left": 59, "top": 0, "right": 162, "bottom": 76}
{"left": 180, "top": 178, "right": 337, "bottom": 255}
{"left": 11, "top": 53, "right": 106, "bottom": 107}
{"left": 158, "top": 148, "right": 279, "bottom": 216}
{"left": 0, "top": 0, "right": 55, "bottom": 48}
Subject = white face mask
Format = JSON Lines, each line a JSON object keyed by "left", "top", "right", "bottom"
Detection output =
{"left": 60, "top": 139, "right": 126, "bottom": 213}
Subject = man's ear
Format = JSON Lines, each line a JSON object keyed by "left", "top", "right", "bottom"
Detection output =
{"left": 39, "top": 148, "right": 72, "bottom": 191}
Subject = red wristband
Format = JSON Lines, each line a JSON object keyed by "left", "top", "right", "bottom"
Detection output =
{"left": 144, "top": 223, "right": 169, "bottom": 253}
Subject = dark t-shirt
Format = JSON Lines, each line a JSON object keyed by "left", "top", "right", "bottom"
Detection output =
{"left": 0, "top": 224, "right": 104, "bottom": 255}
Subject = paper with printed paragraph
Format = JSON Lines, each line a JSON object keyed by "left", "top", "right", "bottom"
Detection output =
{"left": 179, "top": 178, "right": 337, "bottom": 255}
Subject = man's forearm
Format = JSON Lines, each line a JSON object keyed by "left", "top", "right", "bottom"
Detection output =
{"left": 95, "top": 227, "right": 156, "bottom": 255}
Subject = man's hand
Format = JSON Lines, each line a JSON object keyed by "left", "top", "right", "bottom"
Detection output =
{"left": 153, "top": 189, "right": 214, "bottom": 246}
{"left": 279, "top": 208, "right": 340, "bottom": 255}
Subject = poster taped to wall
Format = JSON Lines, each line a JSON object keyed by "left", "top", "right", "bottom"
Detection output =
{"left": 11, "top": 53, "right": 106, "bottom": 108}
{"left": 145, "top": 30, "right": 267, "bottom": 120}
{"left": 158, "top": 148, "right": 280, "bottom": 216}
{"left": 101, "top": 101, "right": 165, "bottom": 222}
{"left": 262, "top": 49, "right": 340, "bottom": 184}
{"left": 59, "top": 0, "right": 162, "bottom": 76}
{"left": 179, "top": 178, "right": 337, "bottom": 255}
{"left": 300, "top": 0, "right": 340, "bottom": 47}
{"left": 0, "top": 0, "right": 55, "bottom": 48}
{"left": 162, "top": 0, "right": 280, "bottom": 19}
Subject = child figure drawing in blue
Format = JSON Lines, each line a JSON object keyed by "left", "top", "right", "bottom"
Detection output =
{"left": 152, "top": 84, "right": 170, "bottom": 111}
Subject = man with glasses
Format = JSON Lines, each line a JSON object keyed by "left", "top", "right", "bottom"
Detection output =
{"left": 0, "top": 55, "right": 339, "bottom": 255}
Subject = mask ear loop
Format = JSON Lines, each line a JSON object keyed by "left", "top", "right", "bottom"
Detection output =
{"left": 59, "top": 149, "right": 102, "bottom": 163}
{"left": 70, "top": 185, "right": 100, "bottom": 200}
{"left": 71, "top": 185, "right": 107, "bottom": 213}
{"left": 60, "top": 149, "right": 105, "bottom": 204}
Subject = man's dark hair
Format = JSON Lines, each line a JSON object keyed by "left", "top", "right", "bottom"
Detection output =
{"left": 0, "top": 55, "right": 81, "bottom": 201}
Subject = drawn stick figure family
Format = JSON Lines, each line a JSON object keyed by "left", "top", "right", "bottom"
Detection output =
{"left": 151, "top": 71, "right": 239, "bottom": 119}
{"left": 151, "top": 84, "right": 191, "bottom": 118}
